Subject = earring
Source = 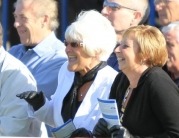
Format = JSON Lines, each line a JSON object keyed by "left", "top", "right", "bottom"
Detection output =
{"left": 140, "top": 59, "right": 146, "bottom": 65}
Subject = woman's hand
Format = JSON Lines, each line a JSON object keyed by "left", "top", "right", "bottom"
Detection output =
{"left": 70, "top": 128, "right": 93, "bottom": 137}
{"left": 16, "top": 91, "right": 45, "bottom": 111}
{"left": 92, "top": 118, "right": 110, "bottom": 137}
{"left": 110, "top": 125, "right": 133, "bottom": 138}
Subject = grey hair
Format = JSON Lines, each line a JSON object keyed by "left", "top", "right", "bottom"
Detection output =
{"left": 162, "top": 21, "right": 179, "bottom": 33}
{"left": 130, "top": 0, "right": 150, "bottom": 24}
{"left": 14, "top": 0, "right": 59, "bottom": 31}
{"left": 65, "top": 10, "right": 117, "bottom": 61}
{"left": 162, "top": 21, "right": 179, "bottom": 43}
{"left": 139, "top": 4, "right": 150, "bottom": 24}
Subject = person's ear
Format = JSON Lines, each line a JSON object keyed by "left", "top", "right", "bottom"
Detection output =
{"left": 41, "top": 15, "right": 49, "bottom": 28}
{"left": 131, "top": 11, "right": 142, "bottom": 25}
{"left": 94, "top": 50, "right": 102, "bottom": 61}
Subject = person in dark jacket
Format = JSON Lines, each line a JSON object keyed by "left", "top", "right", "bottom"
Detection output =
{"left": 92, "top": 25, "right": 179, "bottom": 138}
{"left": 161, "top": 21, "right": 179, "bottom": 88}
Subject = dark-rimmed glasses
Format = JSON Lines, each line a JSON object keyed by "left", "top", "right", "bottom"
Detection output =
{"left": 103, "top": 0, "right": 137, "bottom": 11}
{"left": 64, "top": 40, "right": 83, "bottom": 47}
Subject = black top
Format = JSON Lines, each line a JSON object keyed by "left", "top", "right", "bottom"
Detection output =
{"left": 162, "top": 64, "right": 179, "bottom": 88}
{"left": 174, "top": 77, "right": 179, "bottom": 88}
{"left": 109, "top": 67, "right": 179, "bottom": 137}
{"left": 61, "top": 61, "right": 107, "bottom": 122}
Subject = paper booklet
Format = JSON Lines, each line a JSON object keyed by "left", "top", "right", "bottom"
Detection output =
{"left": 51, "top": 119, "right": 76, "bottom": 138}
{"left": 97, "top": 98, "right": 121, "bottom": 129}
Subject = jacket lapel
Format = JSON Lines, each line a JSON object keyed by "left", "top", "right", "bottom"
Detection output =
{"left": 73, "top": 67, "right": 108, "bottom": 128}
{"left": 53, "top": 62, "right": 74, "bottom": 126}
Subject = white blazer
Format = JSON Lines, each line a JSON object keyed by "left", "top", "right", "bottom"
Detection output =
{"left": 29, "top": 61, "right": 118, "bottom": 131}
{"left": 0, "top": 47, "right": 41, "bottom": 136}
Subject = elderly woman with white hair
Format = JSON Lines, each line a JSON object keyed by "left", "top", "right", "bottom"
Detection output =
{"left": 16, "top": 10, "right": 118, "bottom": 137}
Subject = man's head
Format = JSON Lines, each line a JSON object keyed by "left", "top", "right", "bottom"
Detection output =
{"left": 155, "top": 0, "right": 179, "bottom": 26}
{"left": 101, "top": 0, "right": 149, "bottom": 39}
{"left": 13, "top": 0, "right": 59, "bottom": 46}
{"left": 162, "top": 22, "right": 179, "bottom": 78}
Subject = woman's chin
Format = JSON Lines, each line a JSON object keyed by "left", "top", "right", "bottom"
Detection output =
{"left": 67, "top": 65, "right": 75, "bottom": 72}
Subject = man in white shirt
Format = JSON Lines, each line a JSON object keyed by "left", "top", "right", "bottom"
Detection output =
{"left": 0, "top": 23, "right": 41, "bottom": 136}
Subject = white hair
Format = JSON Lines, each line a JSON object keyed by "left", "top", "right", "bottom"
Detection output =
{"left": 129, "top": 0, "right": 150, "bottom": 24}
{"left": 65, "top": 10, "right": 117, "bottom": 61}
{"left": 162, "top": 21, "right": 179, "bottom": 33}
{"left": 162, "top": 21, "right": 179, "bottom": 43}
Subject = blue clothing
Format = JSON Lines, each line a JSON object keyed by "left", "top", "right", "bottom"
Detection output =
{"left": 8, "top": 32, "right": 67, "bottom": 100}
{"left": 107, "top": 43, "right": 121, "bottom": 72}
{"left": 107, "top": 52, "right": 119, "bottom": 72}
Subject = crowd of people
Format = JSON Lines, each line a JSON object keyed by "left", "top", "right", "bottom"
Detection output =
{"left": 0, "top": 0, "right": 179, "bottom": 137}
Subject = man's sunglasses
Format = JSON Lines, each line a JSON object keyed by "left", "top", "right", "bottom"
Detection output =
{"left": 103, "top": 0, "right": 137, "bottom": 11}
{"left": 64, "top": 40, "right": 83, "bottom": 47}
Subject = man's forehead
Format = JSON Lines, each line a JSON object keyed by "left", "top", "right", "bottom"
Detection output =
{"left": 14, "top": 7, "right": 31, "bottom": 15}
{"left": 15, "top": 0, "right": 34, "bottom": 9}
{"left": 107, "top": 0, "right": 126, "bottom": 4}
{"left": 14, "top": 2, "right": 34, "bottom": 15}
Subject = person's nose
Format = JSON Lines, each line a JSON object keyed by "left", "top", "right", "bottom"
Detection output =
{"left": 114, "top": 45, "right": 121, "bottom": 53}
{"left": 101, "top": 6, "right": 109, "bottom": 17}
{"left": 14, "top": 19, "right": 21, "bottom": 28}
{"left": 155, "top": 2, "right": 162, "bottom": 11}
{"left": 65, "top": 44, "right": 72, "bottom": 52}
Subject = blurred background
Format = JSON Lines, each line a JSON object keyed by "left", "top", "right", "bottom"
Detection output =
{"left": 0, "top": 0, "right": 160, "bottom": 50}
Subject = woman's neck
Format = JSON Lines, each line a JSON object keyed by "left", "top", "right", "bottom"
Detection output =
{"left": 126, "top": 65, "right": 148, "bottom": 88}
{"left": 79, "top": 60, "right": 101, "bottom": 76}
